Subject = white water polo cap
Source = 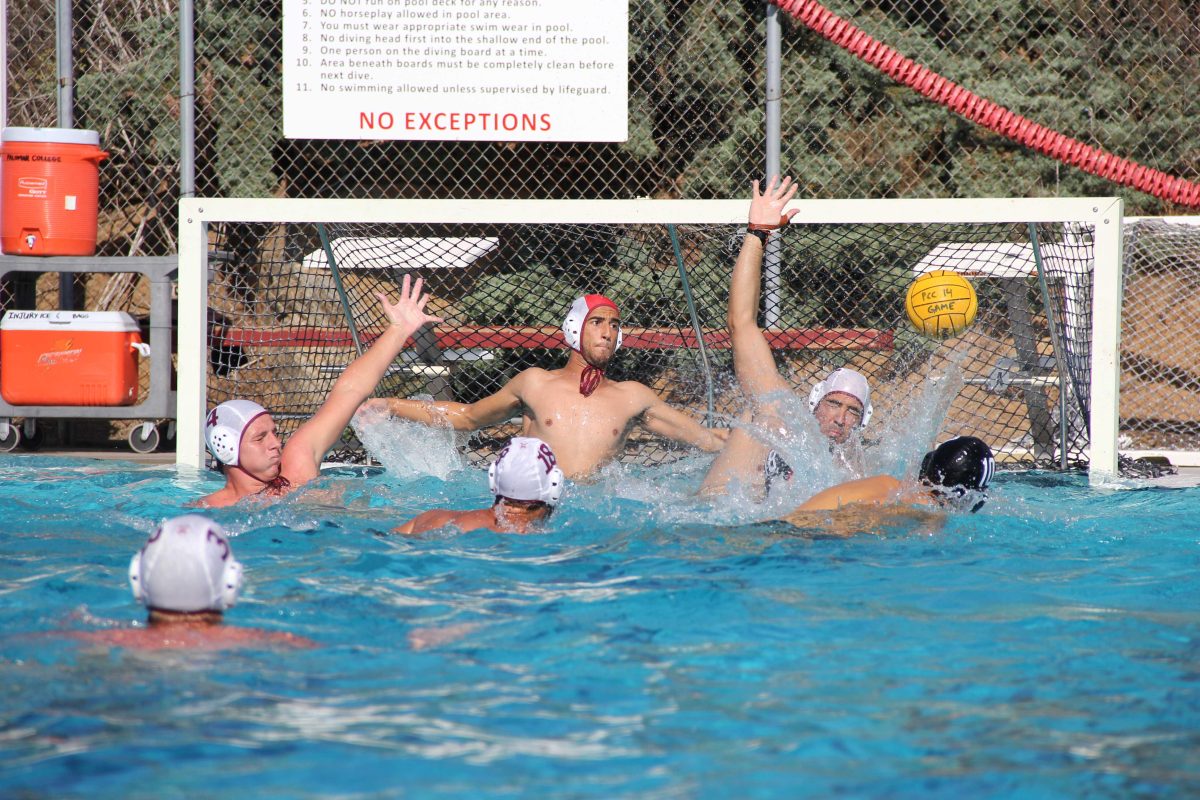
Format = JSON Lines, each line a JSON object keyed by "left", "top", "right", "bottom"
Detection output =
{"left": 562, "top": 294, "right": 622, "bottom": 353}
{"left": 205, "top": 399, "right": 269, "bottom": 466}
{"left": 129, "top": 515, "right": 243, "bottom": 612}
{"left": 808, "top": 367, "right": 873, "bottom": 428}
{"left": 488, "top": 437, "right": 565, "bottom": 506}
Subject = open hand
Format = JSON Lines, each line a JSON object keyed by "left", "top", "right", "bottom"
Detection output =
{"left": 750, "top": 175, "right": 799, "bottom": 228}
{"left": 378, "top": 274, "right": 444, "bottom": 331}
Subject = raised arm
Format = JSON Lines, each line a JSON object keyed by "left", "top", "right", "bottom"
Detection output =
{"left": 282, "top": 275, "right": 443, "bottom": 482}
{"left": 729, "top": 176, "right": 799, "bottom": 401}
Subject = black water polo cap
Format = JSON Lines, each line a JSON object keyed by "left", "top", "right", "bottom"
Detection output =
{"left": 919, "top": 436, "right": 996, "bottom": 511}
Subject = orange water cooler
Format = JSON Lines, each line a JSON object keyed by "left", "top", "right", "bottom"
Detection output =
{"left": 0, "top": 127, "right": 109, "bottom": 256}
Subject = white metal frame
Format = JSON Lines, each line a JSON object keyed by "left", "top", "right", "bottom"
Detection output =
{"left": 177, "top": 196, "right": 1124, "bottom": 479}
{"left": 1117, "top": 215, "right": 1200, "bottom": 467}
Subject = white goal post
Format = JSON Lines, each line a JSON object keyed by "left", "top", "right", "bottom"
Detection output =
{"left": 176, "top": 196, "right": 1123, "bottom": 479}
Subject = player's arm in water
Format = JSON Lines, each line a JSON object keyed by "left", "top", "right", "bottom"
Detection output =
{"left": 281, "top": 275, "right": 443, "bottom": 485}
{"left": 394, "top": 508, "right": 461, "bottom": 535}
{"left": 791, "top": 474, "right": 905, "bottom": 512}
{"left": 699, "top": 176, "right": 799, "bottom": 496}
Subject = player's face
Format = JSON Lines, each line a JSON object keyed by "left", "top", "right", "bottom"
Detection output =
{"left": 813, "top": 391, "right": 864, "bottom": 443}
{"left": 580, "top": 306, "right": 621, "bottom": 367}
{"left": 238, "top": 413, "right": 282, "bottom": 478}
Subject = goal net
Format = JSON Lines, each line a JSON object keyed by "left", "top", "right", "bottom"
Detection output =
{"left": 177, "top": 198, "right": 1121, "bottom": 478}
{"left": 1120, "top": 216, "right": 1200, "bottom": 465}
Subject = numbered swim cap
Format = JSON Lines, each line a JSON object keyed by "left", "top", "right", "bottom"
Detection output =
{"left": 205, "top": 399, "right": 268, "bottom": 466}
{"left": 488, "top": 437, "right": 565, "bottom": 506}
{"left": 129, "top": 515, "right": 243, "bottom": 612}
{"left": 562, "top": 294, "right": 622, "bottom": 353}
{"left": 919, "top": 436, "right": 995, "bottom": 512}
{"left": 808, "top": 367, "right": 873, "bottom": 428}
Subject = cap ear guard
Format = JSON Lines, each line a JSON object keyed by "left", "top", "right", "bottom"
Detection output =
{"left": 542, "top": 465, "right": 565, "bottom": 506}
{"left": 488, "top": 457, "right": 501, "bottom": 496}
{"left": 218, "top": 557, "right": 243, "bottom": 609}
{"left": 205, "top": 400, "right": 268, "bottom": 466}
{"left": 919, "top": 450, "right": 936, "bottom": 483}
{"left": 129, "top": 549, "right": 145, "bottom": 604}
{"left": 562, "top": 295, "right": 623, "bottom": 353}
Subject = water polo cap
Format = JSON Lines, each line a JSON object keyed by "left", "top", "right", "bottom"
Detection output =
{"left": 919, "top": 436, "right": 996, "bottom": 513}
{"left": 562, "top": 294, "right": 622, "bottom": 353}
{"left": 764, "top": 449, "right": 794, "bottom": 492}
{"left": 808, "top": 367, "right": 873, "bottom": 428}
{"left": 205, "top": 399, "right": 268, "bottom": 466}
{"left": 129, "top": 515, "right": 243, "bottom": 612}
{"left": 488, "top": 436, "right": 565, "bottom": 506}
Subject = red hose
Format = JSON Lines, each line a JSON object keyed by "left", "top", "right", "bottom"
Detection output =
{"left": 772, "top": 0, "right": 1200, "bottom": 208}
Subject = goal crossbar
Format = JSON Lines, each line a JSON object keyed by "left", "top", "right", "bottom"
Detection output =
{"left": 177, "top": 196, "right": 1123, "bottom": 479}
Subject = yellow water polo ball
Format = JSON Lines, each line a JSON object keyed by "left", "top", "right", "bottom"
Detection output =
{"left": 905, "top": 269, "right": 978, "bottom": 338}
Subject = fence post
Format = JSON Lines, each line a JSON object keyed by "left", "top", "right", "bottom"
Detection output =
{"left": 180, "top": 0, "right": 196, "bottom": 198}
{"left": 764, "top": 2, "right": 783, "bottom": 328}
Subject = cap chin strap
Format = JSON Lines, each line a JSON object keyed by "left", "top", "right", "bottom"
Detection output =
{"left": 579, "top": 363, "right": 604, "bottom": 396}
{"left": 260, "top": 473, "right": 292, "bottom": 496}
{"left": 571, "top": 346, "right": 608, "bottom": 396}
{"left": 926, "top": 484, "right": 987, "bottom": 514}
{"left": 229, "top": 460, "right": 289, "bottom": 495}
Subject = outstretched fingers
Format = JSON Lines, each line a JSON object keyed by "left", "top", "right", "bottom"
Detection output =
{"left": 749, "top": 174, "right": 799, "bottom": 228}
{"left": 376, "top": 275, "right": 444, "bottom": 328}
{"left": 401, "top": 274, "right": 443, "bottom": 324}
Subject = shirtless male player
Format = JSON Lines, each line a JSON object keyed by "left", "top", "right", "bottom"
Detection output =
{"left": 363, "top": 294, "right": 726, "bottom": 478}
{"left": 395, "top": 436, "right": 564, "bottom": 535}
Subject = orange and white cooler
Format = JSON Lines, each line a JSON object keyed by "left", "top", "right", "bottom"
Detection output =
{"left": 0, "top": 310, "right": 149, "bottom": 406}
{"left": 0, "top": 127, "right": 109, "bottom": 256}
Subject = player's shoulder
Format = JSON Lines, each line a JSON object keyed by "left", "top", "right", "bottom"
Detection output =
{"left": 510, "top": 366, "right": 552, "bottom": 387}
{"left": 411, "top": 507, "right": 458, "bottom": 529}
{"left": 193, "top": 487, "right": 234, "bottom": 508}
{"left": 608, "top": 377, "right": 656, "bottom": 397}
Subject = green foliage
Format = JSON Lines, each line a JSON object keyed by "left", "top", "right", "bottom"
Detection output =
{"left": 456, "top": 265, "right": 578, "bottom": 327}
{"left": 74, "top": 0, "right": 279, "bottom": 198}
{"left": 54, "top": 0, "right": 1200, "bottom": 215}
{"left": 74, "top": 14, "right": 180, "bottom": 163}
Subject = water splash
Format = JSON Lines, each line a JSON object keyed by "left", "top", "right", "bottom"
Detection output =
{"left": 600, "top": 357, "right": 970, "bottom": 526}
{"left": 352, "top": 403, "right": 465, "bottom": 480}
{"left": 866, "top": 356, "right": 966, "bottom": 478}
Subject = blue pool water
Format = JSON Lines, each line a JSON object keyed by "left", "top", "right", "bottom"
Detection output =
{"left": 2, "top": 452, "right": 1199, "bottom": 798}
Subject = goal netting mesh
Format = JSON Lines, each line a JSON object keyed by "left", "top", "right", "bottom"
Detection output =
{"left": 1121, "top": 217, "right": 1200, "bottom": 456}
{"left": 199, "top": 210, "right": 1099, "bottom": 470}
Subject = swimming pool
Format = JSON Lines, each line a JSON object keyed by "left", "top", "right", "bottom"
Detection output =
{"left": 2, "top": 451, "right": 1198, "bottom": 798}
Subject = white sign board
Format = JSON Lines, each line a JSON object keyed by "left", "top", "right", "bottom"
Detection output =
{"left": 283, "top": 0, "right": 629, "bottom": 142}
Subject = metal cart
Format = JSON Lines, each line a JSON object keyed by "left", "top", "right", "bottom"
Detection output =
{"left": 0, "top": 256, "right": 176, "bottom": 453}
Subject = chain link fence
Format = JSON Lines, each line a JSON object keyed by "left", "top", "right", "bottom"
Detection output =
{"left": 5, "top": 0, "right": 1199, "bottom": 258}
{"left": 3, "top": 0, "right": 1200, "bottom": 461}
{"left": 199, "top": 210, "right": 1095, "bottom": 471}
{"left": 1120, "top": 217, "right": 1200, "bottom": 456}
